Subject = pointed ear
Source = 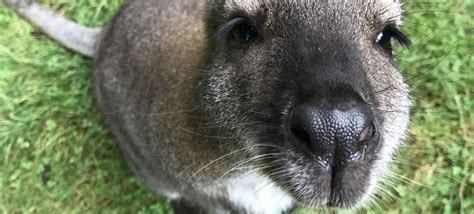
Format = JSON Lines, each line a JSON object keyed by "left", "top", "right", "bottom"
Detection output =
{"left": 4, "top": 0, "right": 34, "bottom": 9}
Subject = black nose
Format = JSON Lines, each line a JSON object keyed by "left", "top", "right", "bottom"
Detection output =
{"left": 289, "top": 95, "right": 377, "bottom": 168}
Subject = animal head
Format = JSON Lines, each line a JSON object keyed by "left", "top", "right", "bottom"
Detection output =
{"left": 201, "top": 0, "right": 411, "bottom": 208}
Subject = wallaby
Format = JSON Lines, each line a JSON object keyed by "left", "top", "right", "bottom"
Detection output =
{"left": 4, "top": 0, "right": 412, "bottom": 212}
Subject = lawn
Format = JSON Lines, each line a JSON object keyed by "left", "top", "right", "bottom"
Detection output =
{"left": 0, "top": 0, "right": 472, "bottom": 213}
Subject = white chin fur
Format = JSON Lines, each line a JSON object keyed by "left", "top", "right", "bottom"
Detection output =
{"left": 225, "top": 172, "right": 294, "bottom": 213}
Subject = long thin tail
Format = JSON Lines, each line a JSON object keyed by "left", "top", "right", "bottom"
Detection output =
{"left": 3, "top": 0, "right": 101, "bottom": 57}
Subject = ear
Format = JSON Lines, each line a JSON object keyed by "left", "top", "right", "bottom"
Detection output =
{"left": 4, "top": 0, "right": 34, "bottom": 9}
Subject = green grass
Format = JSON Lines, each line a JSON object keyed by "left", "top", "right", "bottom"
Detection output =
{"left": 0, "top": 0, "right": 472, "bottom": 213}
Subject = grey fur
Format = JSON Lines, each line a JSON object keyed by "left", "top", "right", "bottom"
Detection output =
{"left": 5, "top": 0, "right": 411, "bottom": 212}
{"left": 3, "top": 0, "right": 100, "bottom": 56}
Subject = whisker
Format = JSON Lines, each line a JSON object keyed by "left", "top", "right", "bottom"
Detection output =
{"left": 215, "top": 153, "right": 282, "bottom": 182}
{"left": 189, "top": 147, "right": 251, "bottom": 178}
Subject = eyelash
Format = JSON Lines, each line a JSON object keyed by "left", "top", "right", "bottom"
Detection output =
{"left": 214, "top": 17, "right": 259, "bottom": 45}
{"left": 375, "top": 25, "right": 411, "bottom": 53}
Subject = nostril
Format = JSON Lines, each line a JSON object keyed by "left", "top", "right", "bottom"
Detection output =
{"left": 290, "top": 124, "right": 311, "bottom": 146}
{"left": 288, "top": 98, "right": 378, "bottom": 167}
{"left": 358, "top": 121, "right": 377, "bottom": 142}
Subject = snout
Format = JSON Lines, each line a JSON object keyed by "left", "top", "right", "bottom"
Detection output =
{"left": 281, "top": 88, "right": 381, "bottom": 206}
{"left": 287, "top": 89, "right": 379, "bottom": 172}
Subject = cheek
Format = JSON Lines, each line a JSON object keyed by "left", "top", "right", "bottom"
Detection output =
{"left": 206, "top": 66, "right": 236, "bottom": 104}
{"left": 362, "top": 56, "right": 411, "bottom": 199}
{"left": 237, "top": 54, "right": 284, "bottom": 98}
{"left": 369, "top": 61, "right": 410, "bottom": 119}
{"left": 364, "top": 51, "right": 409, "bottom": 111}
{"left": 203, "top": 65, "right": 249, "bottom": 128}
{"left": 363, "top": 51, "right": 411, "bottom": 150}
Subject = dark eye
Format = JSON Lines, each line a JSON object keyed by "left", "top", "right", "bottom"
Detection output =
{"left": 375, "top": 25, "right": 411, "bottom": 53}
{"left": 234, "top": 23, "right": 258, "bottom": 44}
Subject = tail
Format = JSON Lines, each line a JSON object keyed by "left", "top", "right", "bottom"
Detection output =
{"left": 3, "top": 0, "right": 101, "bottom": 57}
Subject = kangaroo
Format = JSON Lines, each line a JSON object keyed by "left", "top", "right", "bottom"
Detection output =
{"left": 4, "top": 0, "right": 412, "bottom": 212}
